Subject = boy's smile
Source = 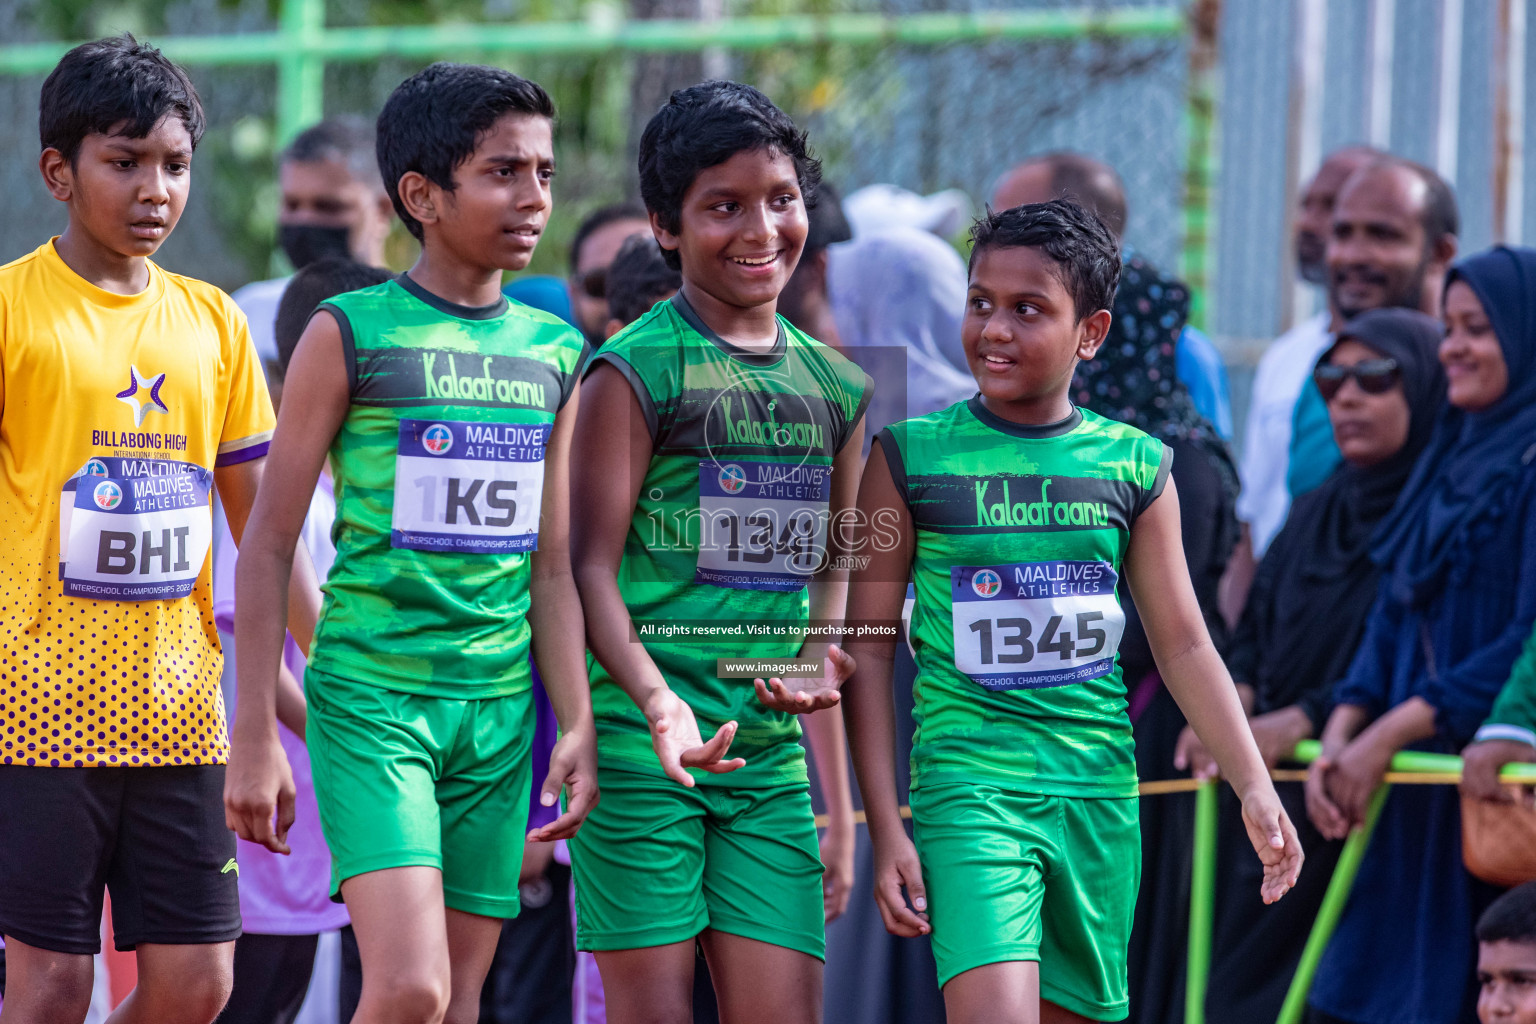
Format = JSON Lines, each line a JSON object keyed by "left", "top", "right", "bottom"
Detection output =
{"left": 963, "top": 244, "right": 1110, "bottom": 424}
{"left": 657, "top": 147, "right": 807, "bottom": 319}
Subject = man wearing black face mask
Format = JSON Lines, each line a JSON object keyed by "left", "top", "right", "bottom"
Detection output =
{"left": 230, "top": 116, "right": 394, "bottom": 365}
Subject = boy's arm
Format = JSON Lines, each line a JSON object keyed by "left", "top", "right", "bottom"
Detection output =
{"left": 227, "top": 311, "right": 350, "bottom": 854}
{"left": 757, "top": 417, "right": 866, "bottom": 713}
{"left": 1125, "top": 476, "right": 1303, "bottom": 903}
{"left": 215, "top": 458, "right": 322, "bottom": 654}
{"left": 275, "top": 663, "right": 307, "bottom": 738}
{"left": 803, "top": 706, "right": 856, "bottom": 922}
{"left": 571, "top": 363, "right": 744, "bottom": 786}
{"left": 525, "top": 385, "right": 599, "bottom": 842}
{"left": 841, "top": 440, "right": 929, "bottom": 937}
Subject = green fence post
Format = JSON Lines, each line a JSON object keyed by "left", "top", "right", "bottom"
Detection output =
{"left": 276, "top": 0, "right": 324, "bottom": 144}
{"left": 1180, "top": 0, "right": 1220, "bottom": 331}
{"left": 1275, "top": 784, "right": 1389, "bottom": 1024}
{"left": 1185, "top": 776, "right": 1218, "bottom": 1024}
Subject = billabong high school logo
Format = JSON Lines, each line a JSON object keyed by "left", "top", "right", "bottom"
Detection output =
{"left": 116, "top": 366, "right": 169, "bottom": 427}
{"left": 422, "top": 423, "right": 454, "bottom": 455}
{"left": 83, "top": 459, "right": 110, "bottom": 478}
{"left": 971, "top": 568, "right": 1002, "bottom": 598}
{"left": 93, "top": 480, "right": 123, "bottom": 511}
{"left": 717, "top": 463, "right": 747, "bottom": 495}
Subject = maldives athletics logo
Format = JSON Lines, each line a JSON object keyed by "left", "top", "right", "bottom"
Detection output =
{"left": 93, "top": 480, "right": 124, "bottom": 511}
{"left": 971, "top": 568, "right": 1002, "bottom": 598}
{"left": 422, "top": 423, "right": 454, "bottom": 455}
{"left": 717, "top": 463, "right": 748, "bottom": 495}
{"left": 83, "top": 459, "right": 110, "bottom": 478}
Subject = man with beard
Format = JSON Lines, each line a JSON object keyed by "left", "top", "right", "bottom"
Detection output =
{"left": 1233, "top": 147, "right": 1383, "bottom": 577}
{"left": 1283, "top": 157, "right": 1460, "bottom": 498}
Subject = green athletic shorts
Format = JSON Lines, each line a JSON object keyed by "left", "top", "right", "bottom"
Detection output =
{"left": 568, "top": 767, "right": 826, "bottom": 959}
{"left": 910, "top": 783, "right": 1140, "bottom": 1021}
{"left": 305, "top": 666, "right": 534, "bottom": 919}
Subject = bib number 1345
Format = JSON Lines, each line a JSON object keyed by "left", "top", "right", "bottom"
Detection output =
{"left": 950, "top": 560, "right": 1125, "bottom": 690}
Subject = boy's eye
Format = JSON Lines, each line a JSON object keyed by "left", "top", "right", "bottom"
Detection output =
{"left": 113, "top": 160, "right": 135, "bottom": 170}
{"left": 167, "top": 162, "right": 188, "bottom": 174}
{"left": 1016, "top": 303, "right": 1038, "bottom": 316}
{"left": 714, "top": 201, "right": 740, "bottom": 214}
{"left": 969, "top": 297, "right": 991, "bottom": 313}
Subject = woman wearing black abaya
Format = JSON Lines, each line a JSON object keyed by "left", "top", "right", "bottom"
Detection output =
{"left": 1069, "top": 262, "right": 1239, "bottom": 1024}
{"left": 1181, "top": 308, "right": 1447, "bottom": 1024}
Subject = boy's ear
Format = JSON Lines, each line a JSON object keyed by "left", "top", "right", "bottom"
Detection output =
{"left": 395, "top": 171, "right": 440, "bottom": 232}
{"left": 39, "top": 147, "right": 73, "bottom": 202}
{"left": 650, "top": 210, "right": 680, "bottom": 262}
{"left": 1076, "top": 309, "right": 1113, "bottom": 361}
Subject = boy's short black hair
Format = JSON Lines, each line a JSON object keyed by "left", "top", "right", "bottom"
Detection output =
{"left": 804, "top": 182, "right": 851, "bottom": 254}
{"left": 274, "top": 258, "right": 393, "bottom": 374}
{"left": 39, "top": 34, "right": 205, "bottom": 165}
{"left": 376, "top": 62, "right": 555, "bottom": 241}
{"left": 607, "top": 234, "right": 682, "bottom": 326}
{"left": 638, "top": 80, "right": 821, "bottom": 271}
{"left": 1477, "top": 880, "right": 1536, "bottom": 946}
{"left": 570, "top": 202, "right": 648, "bottom": 276}
{"left": 283, "top": 114, "right": 380, "bottom": 190}
{"left": 968, "top": 199, "right": 1122, "bottom": 320}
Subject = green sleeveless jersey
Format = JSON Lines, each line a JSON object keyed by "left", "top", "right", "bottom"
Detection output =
{"left": 881, "top": 398, "right": 1171, "bottom": 798}
{"left": 589, "top": 294, "right": 872, "bottom": 785}
{"left": 308, "top": 276, "right": 588, "bottom": 697}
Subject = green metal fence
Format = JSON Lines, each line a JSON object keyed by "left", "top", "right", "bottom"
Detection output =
{"left": 0, "top": 0, "right": 1214, "bottom": 325}
{"left": 1176, "top": 747, "right": 1536, "bottom": 1024}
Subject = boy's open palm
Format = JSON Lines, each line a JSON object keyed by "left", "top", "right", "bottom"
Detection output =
{"left": 527, "top": 728, "right": 600, "bottom": 843}
{"left": 644, "top": 688, "right": 746, "bottom": 786}
{"left": 754, "top": 644, "right": 855, "bottom": 714}
{"left": 1241, "top": 788, "right": 1304, "bottom": 904}
{"left": 872, "top": 833, "right": 931, "bottom": 938}
{"left": 224, "top": 733, "right": 297, "bottom": 855}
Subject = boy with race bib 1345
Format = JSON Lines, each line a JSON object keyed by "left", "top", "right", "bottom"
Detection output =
{"left": 842, "top": 200, "right": 1304, "bottom": 1024}
{"left": 226, "top": 63, "right": 598, "bottom": 1024}
{"left": 570, "top": 81, "right": 871, "bottom": 1024}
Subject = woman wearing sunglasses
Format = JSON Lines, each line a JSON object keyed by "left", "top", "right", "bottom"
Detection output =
{"left": 1303, "top": 246, "right": 1536, "bottom": 1024}
{"left": 1181, "top": 307, "right": 1444, "bottom": 1024}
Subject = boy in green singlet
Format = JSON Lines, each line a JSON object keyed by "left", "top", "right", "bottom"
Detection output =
{"left": 570, "top": 81, "right": 870, "bottom": 1023}
{"left": 226, "top": 64, "right": 597, "bottom": 1024}
{"left": 842, "top": 200, "right": 1304, "bottom": 1024}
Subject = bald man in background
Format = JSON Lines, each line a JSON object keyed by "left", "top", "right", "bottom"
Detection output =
{"left": 992, "top": 153, "right": 1234, "bottom": 438}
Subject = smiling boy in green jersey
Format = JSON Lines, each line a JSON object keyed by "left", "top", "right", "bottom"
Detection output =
{"left": 841, "top": 200, "right": 1303, "bottom": 1024}
{"left": 569, "top": 81, "right": 871, "bottom": 1023}
{"left": 225, "top": 64, "right": 597, "bottom": 1024}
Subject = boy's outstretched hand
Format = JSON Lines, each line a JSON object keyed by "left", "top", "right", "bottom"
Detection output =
{"left": 527, "top": 726, "right": 600, "bottom": 843}
{"left": 1240, "top": 786, "right": 1304, "bottom": 904}
{"left": 225, "top": 733, "right": 297, "bottom": 855}
{"left": 871, "top": 832, "right": 931, "bottom": 937}
{"left": 754, "top": 644, "right": 856, "bottom": 714}
{"left": 644, "top": 687, "right": 746, "bottom": 786}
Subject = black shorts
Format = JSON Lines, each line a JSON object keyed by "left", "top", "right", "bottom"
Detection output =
{"left": 0, "top": 765, "right": 241, "bottom": 955}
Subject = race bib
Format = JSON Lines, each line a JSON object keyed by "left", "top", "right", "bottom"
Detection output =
{"left": 695, "top": 460, "right": 830, "bottom": 591}
{"left": 391, "top": 419, "right": 546, "bottom": 554}
{"left": 950, "top": 560, "right": 1125, "bottom": 690}
{"left": 59, "top": 456, "right": 213, "bottom": 601}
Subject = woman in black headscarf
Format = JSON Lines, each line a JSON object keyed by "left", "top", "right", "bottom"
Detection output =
{"left": 1304, "top": 246, "right": 1536, "bottom": 1024}
{"left": 1070, "top": 263, "right": 1240, "bottom": 1024}
{"left": 1191, "top": 307, "right": 1447, "bottom": 1024}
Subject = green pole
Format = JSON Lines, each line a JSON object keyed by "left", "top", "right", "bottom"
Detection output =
{"left": 1275, "top": 784, "right": 1389, "bottom": 1024}
{"left": 275, "top": 0, "right": 324, "bottom": 144}
{"left": 0, "top": 8, "right": 1184, "bottom": 76}
{"left": 1185, "top": 777, "right": 1218, "bottom": 1024}
{"left": 1180, "top": 0, "right": 1220, "bottom": 331}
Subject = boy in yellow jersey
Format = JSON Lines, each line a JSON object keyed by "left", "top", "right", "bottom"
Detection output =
{"left": 0, "top": 36, "right": 319, "bottom": 1024}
